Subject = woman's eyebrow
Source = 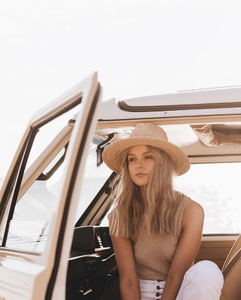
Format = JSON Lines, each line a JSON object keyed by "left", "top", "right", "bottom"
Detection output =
{"left": 127, "top": 151, "right": 151, "bottom": 156}
{"left": 142, "top": 151, "right": 152, "bottom": 155}
{"left": 127, "top": 153, "right": 135, "bottom": 157}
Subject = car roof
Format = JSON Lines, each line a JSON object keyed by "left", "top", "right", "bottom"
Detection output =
{"left": 95, "top": 86, "right": 241, "bottom": 164}
{"left": 98, "top": 86, "right": 241, "bottom": 123}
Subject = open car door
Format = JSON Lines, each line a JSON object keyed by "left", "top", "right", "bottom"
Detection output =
{"left": 0, "top": 72, "right": 102, "bottom": 300}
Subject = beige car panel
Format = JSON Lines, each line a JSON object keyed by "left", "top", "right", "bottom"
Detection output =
{"left": 196, "top": 236, "right": 237, "bottom": 269}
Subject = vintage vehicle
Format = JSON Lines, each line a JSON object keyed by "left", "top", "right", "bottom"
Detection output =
{"left": 0, "top": 72, "right": 241, "bottom": 299}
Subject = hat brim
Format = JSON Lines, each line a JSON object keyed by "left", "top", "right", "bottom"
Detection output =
{"left": 102, "top": 137, "right": 190, "bottom": 176}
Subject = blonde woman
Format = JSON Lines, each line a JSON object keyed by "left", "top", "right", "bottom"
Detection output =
{"left": 102, "top": 123, "right": 223, "bottom": 300}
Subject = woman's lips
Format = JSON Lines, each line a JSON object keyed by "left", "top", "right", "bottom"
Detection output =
{"left": 135, "top": 173, "right": 147, "bottom": 177}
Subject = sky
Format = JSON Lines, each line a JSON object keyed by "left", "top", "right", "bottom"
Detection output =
{"left": 1, "top": 0, "right": 241, "bottom": 179}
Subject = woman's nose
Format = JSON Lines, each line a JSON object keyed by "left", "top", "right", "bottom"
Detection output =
{"left": 136, "top": 159, "right": 143, "bottom": 167}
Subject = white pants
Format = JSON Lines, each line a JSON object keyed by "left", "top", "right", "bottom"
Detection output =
{"left": 139, "top": 261, "right": 224, "bottom": 300}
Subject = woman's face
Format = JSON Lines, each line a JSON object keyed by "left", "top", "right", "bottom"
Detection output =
{"left": 127, "top": 145, "right": 155, "bottom": 187}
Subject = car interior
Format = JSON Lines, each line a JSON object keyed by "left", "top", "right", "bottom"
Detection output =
{"left": 5, "top": 110, "right": 241, "bottom": 299}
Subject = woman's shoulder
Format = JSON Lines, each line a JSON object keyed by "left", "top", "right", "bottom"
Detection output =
{"left": 185, "top": 197, "right": 204, "bottom": 215}
{"left": 176, "top": 191, "right": 204, "bottom": 213}
{"left": 181, "top": 196, "right": 204, "bottom": 228}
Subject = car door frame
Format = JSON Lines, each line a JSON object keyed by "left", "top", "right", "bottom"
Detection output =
{"left": 0, "top": 72, "right": 103, "bottom": 300}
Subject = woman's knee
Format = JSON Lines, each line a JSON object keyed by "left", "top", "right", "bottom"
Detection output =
{"left": 177, "top": 261, "right": 224, "bottom": 299}
{"left": 187, "top": 260, "right": 223, "bottom": 286}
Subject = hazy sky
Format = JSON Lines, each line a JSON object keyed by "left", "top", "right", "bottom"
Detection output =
{"left": 1, "top": 0, "right": 241, "bottom": 178}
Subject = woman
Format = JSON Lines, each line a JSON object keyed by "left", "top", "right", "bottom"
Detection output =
{"left": 102, "top": 123, "right": 223, "bottom": 300}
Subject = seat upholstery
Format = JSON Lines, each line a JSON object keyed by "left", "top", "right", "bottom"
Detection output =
{"left": 220, "top": 235, "right": 241, "bottom": 300}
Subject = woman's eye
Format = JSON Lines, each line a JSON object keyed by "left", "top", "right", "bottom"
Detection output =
{"left": 145, "top": 156, "right": 153, "bottom": 159}
{"left": 128, "top": 157, "right": 135, "bottom": 162}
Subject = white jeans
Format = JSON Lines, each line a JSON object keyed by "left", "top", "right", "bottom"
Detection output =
{"left": 139, "top": 261, "right": 224, "bottom": 300}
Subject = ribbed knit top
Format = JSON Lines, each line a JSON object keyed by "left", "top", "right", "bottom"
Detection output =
{"left": 132, "top": 193, "right": 188, "bottom": 281}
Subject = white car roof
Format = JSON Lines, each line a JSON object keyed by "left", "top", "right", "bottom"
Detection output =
{"left": 99, "top": 86, "right": 241, "bottom": 121}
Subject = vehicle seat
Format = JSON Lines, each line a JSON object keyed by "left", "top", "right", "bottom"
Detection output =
{"left": 220, "top": 235, "right": 241, "bottom": 300}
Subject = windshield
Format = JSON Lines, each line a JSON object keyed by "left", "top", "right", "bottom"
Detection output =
{"left": 74, "top": 142, "right": 112, "bottom": 223}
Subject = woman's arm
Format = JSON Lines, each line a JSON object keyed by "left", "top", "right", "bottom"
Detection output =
{"left": 161, "top": 199, "right": 204, "bottom": 300}
{"left": 109, "top": 215, "right": 141, "bottom": 300}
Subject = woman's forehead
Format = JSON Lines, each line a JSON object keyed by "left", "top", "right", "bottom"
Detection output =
{"left": 128, "top": 145, "right": 150, "bottom": 154}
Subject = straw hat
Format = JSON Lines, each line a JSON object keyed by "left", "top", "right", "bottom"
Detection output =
{"left": 102, "top": 123, "right": 190, "bottom": 176}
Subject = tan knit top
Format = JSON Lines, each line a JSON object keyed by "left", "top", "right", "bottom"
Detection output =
{"left": 132, "top": 194, "right": 188, "bottom": 281}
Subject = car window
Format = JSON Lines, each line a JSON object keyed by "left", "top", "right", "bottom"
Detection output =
{"left": 174, "top": 162, "right": 241, "bottom": 234}
{"left": 6, "top": 162, "right": 64, "bottom": 253}
{"left": 74, "top": 142, "right": 112, "bottom": 222}
{"left": 3, "top": 107, "right": 79, "bottom": 253}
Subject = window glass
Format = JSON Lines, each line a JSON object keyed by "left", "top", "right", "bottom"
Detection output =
{"left": 5, "top": 134, "right": 112, "bottom": 253}
{"left": 6, "top": 148, "right": 66, "bottom": 253}
{"left": 4, "top": 106, "right": 79, "bottom": 253}
{"left": 174, "top": 162, "right": 241, "bottom": 234}
{"left": 25, "top": 108, "right": 78, "bottom": 170}
{"left": 74, "top": 142, "right": 112, "bottom": 222}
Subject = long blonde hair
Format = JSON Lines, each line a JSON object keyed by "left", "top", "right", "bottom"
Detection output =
{"left": 110, "top": 146, "right": 182, "bottom": 240}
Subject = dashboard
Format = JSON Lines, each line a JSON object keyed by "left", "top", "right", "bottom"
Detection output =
{"left": 67, "top": 226, "right": 118, "bottom": 300}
